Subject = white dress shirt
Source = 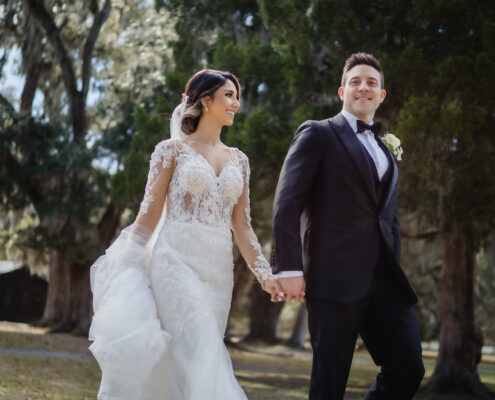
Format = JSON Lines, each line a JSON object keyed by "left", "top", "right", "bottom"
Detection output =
{"left": 276, "top": 110, "right": 389, "bottom": 278}
{"left": 341, "top": 109, "right": 389, "bottom": 180}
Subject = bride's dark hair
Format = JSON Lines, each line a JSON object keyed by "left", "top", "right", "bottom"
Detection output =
{"left": 181, "top": 69, "right": 241, "bottom": 135}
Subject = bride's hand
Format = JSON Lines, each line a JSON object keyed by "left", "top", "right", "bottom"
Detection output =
{"left": 263, "top": 276, "right": 286, "bottom": 302}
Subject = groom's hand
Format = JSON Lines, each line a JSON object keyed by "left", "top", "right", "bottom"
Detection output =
{"left": 278, "top": 276, "right": 306, "bottom": 302}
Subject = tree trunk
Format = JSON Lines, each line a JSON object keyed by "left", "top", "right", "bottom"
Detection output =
{"left": 69, "top": 262, "right": 92, "bottom": 336}
{"left": 225, "top": 251, "right": 251, "bottom": 342}
{"left": 20, "top": 57, "right": 42, "bottom": 113}
{"left": 288, "top": 303, "right": 308, "bottom": 349}
{"left": 53, "top": 204, "right": 121, "bottom": 335}
{"left": 97, "top": 201, "right": 121, "bottom": 247}
{"left": 426, "top": 226, "right": 494, "bottom": 398}
{"left": 72, "top": 91, "right": 86, "bottom": 142}
{"left": 243, "top": 284, "right": 283, "bottom": 344}
{"left": 39, "top": 249, "right": 70, "bottom": 327}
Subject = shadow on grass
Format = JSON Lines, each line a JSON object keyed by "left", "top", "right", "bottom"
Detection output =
{"left": 0, "top": 329, "right": 92, "bottom": 355}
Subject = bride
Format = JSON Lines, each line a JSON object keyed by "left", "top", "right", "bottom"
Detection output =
{"left": 88, "top": 69, "right": 284, "bottom": 399}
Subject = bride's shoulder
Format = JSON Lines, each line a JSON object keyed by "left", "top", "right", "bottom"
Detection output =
{"left": 155, "top": 137, "right": 181, "bottom": 148}
{"left": 149, "top": 138, "right": 183, "bottom": 167}
{"left": 230, "top": 146, "right": 249, "bottom": 163}
{"left": 229, "top": 147, "right": 250, "bottom": 175}
{"left": 152, "top": 138, "right": 185, "bottom": 154}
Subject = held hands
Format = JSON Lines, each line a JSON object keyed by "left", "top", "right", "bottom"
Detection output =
{"left": 278, "top": 276, "right": 305, "bottom": 303}
{"left": 262, "top": 276, "right": 286, "bottom": 302}
{"left": 262, "top": 275, "right": 306, "bottom": 303}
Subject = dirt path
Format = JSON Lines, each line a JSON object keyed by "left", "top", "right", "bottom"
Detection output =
{"left": 0, "top": 346, "right": 93, "bottom": 360}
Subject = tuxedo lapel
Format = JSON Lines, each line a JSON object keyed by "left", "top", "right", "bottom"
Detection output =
{"left": 331, "top": 113, "right": 377, "bottom": 205}
{"left": 376, "top": 136, "right": 398, "bottom": 213}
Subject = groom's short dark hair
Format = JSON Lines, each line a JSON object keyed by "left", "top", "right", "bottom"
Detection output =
{"left": 341, "top": 53, "right": 384, "bottom": 89}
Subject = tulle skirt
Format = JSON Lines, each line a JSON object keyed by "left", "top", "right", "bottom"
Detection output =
{"left": 89, "top": 220, "right": 247, "bottom": 400}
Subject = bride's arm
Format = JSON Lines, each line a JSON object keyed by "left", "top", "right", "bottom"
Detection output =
{"left": 89, "top": 140, "right": 175, "bottom": 396}
{"left": 133, "top": 140, "right": 176, "bottom": 238}
{"left": 231, "top": 152, "right": 284, "bottom": 299}
{"left": 91, "top": 140, "right": 176, "bottom": 300}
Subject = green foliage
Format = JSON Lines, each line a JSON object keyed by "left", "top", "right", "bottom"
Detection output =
{"left": 0, "top": 1, "right": 181, "bottom": 268}
{"left": 252, "top": 0, "right": 495, "bottom": 348}
{"left": 127, "top": 1, "right": 314, "bottom": 237}
{"left": 0, "top": 107, "right": 106, "bottom": 260}
{"left": 395, "top": 60, "right": 494, "bottom": 243}
{"left": 1, "top": 0, "right": 494, "bottom": 343}
{"left": 256, "top": 0, "right": 495, "bottom": 226}
{"left": 110, "top": 97, "right": 171, "bottom": 213}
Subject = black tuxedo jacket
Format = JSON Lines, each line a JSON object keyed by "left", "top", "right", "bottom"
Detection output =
{"left": 272, "top": 113, "right": 417, "bottom": 303}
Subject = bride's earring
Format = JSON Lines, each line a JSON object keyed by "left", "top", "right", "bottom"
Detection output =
{"left": 205, "top": 106, "right": 209, "bottom": 111}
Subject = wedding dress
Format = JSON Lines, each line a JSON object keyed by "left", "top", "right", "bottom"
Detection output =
{"left": 89, "top": 132, "right": 272, "bottom": 399}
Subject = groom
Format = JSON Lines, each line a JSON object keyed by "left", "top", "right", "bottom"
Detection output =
{"left": 272, "top": 53, "right": 425, "bottom": 399}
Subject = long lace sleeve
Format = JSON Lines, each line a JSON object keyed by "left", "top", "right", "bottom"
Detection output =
{"left": 135, "top": 140, "right": 176, "bottom": 233}
{"left": 89, "top": 140, "right": 176, "bottom": 399}
{"left": 231, "top": 151, "right": 272, "bottom": 287}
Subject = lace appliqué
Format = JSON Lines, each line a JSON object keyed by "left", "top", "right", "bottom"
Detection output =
{"left": 237, "top": 153, "right": 272, "bottom": 286}
{"left": 239, "top": 154, "right": 253, "bottom": 227}
{"left": 139, "top": 140, "right": 176, "bottom": 215}
{"left": 247, "top": 239, "right": 272, "bottom": 286}
{"left": 157, "top": 140, "right": 244, "bottom": 229}
{"left": 139, "top": 139, "right": 271, "bottom": 287}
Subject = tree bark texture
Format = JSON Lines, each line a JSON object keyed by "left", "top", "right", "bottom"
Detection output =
{"left": 427, "top": 226, "right": 493, "bottom": 398}
{"left": 20, "top": 56, "right": 42, "bottom": 113}
{"left": 40, "top": 249, "right": 70, "bottom": 327}
{"left": 97, "top": 201, "right": 121, "bottom": 247}
{"left": 46, "top": 204, "right": 120, "bottom": 335}
{"left": 67, "top": 262, "right": 92, "bottom": 336}
{"left": 20, "top": 7, "right": 44, "bottom": 114}
{"left": 225, "top": 251, "right": 251, "bottom": 341}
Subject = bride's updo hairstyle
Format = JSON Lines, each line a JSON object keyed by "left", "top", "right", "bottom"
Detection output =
{"left": 181, "top": 69, "right": 241, "bottom": 135}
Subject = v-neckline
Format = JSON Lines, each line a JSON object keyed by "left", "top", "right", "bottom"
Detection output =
{"left": 181, "top": 140, "right": 234, "bottom": 178}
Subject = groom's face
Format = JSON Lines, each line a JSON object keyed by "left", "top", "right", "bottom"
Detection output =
{"left": 338, "top": 64, "right": 386, "bottom": 123}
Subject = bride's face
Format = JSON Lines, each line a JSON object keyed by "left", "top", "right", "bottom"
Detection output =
{"left": 204, "top": 80, "right": 240, "bottom": 127}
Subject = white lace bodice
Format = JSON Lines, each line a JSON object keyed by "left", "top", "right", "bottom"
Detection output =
{"left": 141, "top": 139, "right": 244, "bottom": 228}
{"left": 136, "top": 138, "right": 272, "bottom": 285}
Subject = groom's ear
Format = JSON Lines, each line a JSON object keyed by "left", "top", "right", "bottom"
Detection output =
{"left": 379, "top": 89, "right": 387, "bottom": 103}
{"left": 338, "top": 87, "right": 344, "bottom": 101}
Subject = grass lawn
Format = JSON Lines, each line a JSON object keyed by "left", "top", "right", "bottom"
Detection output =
{"left": 0, "top": 322, "right": 494, "bottom": 400}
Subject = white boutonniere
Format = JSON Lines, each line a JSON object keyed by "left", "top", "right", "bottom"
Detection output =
{"left": 382, "top": 133, "right": 403, "bottom": 161}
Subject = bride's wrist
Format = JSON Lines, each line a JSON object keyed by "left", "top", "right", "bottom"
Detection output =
{"left": 261, "top": 273, "right": 273, "bottom": 289}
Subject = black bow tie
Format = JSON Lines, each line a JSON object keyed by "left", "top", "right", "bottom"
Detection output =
{"left": 357, "top": 120, "right": 381, "bottom": 136}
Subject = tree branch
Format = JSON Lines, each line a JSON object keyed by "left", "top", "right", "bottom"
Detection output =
{"left": 25, "top": 0, "right": 77, "bottom": 97}
{"left": 81, "top": 0, "right": 111, "bottom": 100}
{"left": 89, "top": 0, "right": 99, "bottom": 14}
{"left": 20, "top": 56, "right": 43, "bottom": 113}
{"left": 0, "top": 49, "right": 8, "bottom": 73}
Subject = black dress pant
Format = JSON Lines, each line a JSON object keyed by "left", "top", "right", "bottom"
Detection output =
{"left": 306, "top": 253, "right": 425, "bottom": 400}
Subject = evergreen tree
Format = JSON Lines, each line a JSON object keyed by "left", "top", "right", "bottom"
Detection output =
{"left": 259, "top": 0, "right": 495, "bottom": 395}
